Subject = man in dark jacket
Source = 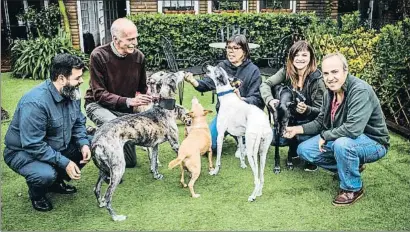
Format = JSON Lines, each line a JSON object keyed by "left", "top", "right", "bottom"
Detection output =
{"left": 184, "top": 34, "right": 263, "bottom": 153}
{"left": 4, "top": 54, "right": 92, "bottom": 212}
{"left": 284, "top": 52, "right": 389, "bottom": 206}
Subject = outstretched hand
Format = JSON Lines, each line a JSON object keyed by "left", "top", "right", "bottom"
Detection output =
{"left": 268, "top": 99, "right": 280, "bottom": 111}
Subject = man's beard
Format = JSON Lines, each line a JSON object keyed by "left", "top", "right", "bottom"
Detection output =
{"left": 61, "top": 84, "right": 81, "bottom": 101}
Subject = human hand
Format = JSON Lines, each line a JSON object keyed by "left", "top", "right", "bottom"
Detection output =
{"left": 283, "top": 126, "right": 303, "bottom": 139}
{"left": 318, "top": 137, "right": 326, "bottom": 152}
{"left": 233, "top": 88, "right": 242, "bottom": 100}
{"left": 80, "top": 145, "right": 91, "bottom": 164}
{"left": 184, "top": 72, "right": 195, "bottom": 83}
{"left": 127, "top": 94, "right": 152, "bottom": 107}
{"left": 269, "top": 99, "right": 280, "bottom": 111}
{"left": 296, "top": 102, "right": 307, "bottom": 114}
{"left": 66, "top": 161, "right": 81, "bottom": 180}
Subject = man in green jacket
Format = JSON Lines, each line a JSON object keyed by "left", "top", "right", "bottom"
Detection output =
{"left": 284, "top": 52, "right": 389, "bottom": 206}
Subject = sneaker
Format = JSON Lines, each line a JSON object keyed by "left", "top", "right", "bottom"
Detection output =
{"left": 304, "top": 162, "right": 318, "bottom": 172}
{"left": 332, "top": 188, "right": 364, "bottom": 206}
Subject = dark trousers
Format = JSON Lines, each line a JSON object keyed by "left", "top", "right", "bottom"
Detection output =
{"left": 3, "top": 136, "right": 92, "bottom": 199}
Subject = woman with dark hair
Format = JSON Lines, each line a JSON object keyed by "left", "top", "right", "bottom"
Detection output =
{"left": 184, "top": 34, "right": 263, "bottom": 154}
{"left": 260, "top": 40, "right": 326, "bottom": 171}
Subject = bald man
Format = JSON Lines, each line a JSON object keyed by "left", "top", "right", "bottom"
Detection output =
{"left": 84, "top": 18, "right": 152, "bottom": 168}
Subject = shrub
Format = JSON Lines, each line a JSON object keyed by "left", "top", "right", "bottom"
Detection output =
{"left": 129, "top": 12, "right": 316, "bottom": 69}
{"left": 11, "top": 30, "right": 89, "bottom": 80}
{"left": 17, "top": 4, "right": 61, "bottom": 39}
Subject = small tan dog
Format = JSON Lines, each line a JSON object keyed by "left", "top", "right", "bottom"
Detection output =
{"left": 168, "top": 97, "right": 213, "bottom": 198}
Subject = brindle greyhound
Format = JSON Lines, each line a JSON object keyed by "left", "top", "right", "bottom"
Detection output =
{"left": 91, "top": 71, "right": 185, "bottom": 221}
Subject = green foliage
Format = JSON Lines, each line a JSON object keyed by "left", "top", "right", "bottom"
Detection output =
{"left": 218, "top": 0, "right": 242, "bottom": 10}
{"left": 11, "top": 30, "right": 89, "bottom": 80}
{"left": 17, "top": 4, "right": 61, "bottom": 38}
{"left": 129, "top": 12, "right": 316, "bottom": 69}
{"left": 308, "top": 12, "right": 410, "bottom": 120}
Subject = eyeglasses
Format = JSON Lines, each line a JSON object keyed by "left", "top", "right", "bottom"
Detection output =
{"left": 225, "top": 46, "right": 242, "bottom": 51}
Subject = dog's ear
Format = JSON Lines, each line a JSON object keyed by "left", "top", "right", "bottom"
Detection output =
{"left": 185, "top": 112, "right": 194, "bottom": 118}
{"left": 203, "top": 109, "right": 213, "bottom": 116}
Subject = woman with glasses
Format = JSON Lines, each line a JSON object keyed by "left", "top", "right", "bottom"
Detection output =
{"left": 184, "top": 34, "right": 264, "bottom": 155}
{"left": 259, "top": 40, "right": 326, "bottom": 171}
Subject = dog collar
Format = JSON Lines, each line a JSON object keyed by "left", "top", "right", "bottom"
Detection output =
{"left": 217, "top": 89, "right": 234, "bottom": 97}
{"left": 158, "top": 98, "right": 176, "bottom": 110}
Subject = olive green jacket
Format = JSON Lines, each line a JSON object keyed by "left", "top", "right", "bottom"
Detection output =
{"left": 260, "top": 68, "right": 326, "bottom": 121}
{"left": 302, "top": 74, "right": 390, "bottom": 148}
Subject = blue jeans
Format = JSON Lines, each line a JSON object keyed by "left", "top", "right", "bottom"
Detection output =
{"left": 209, "top": 115, "right": 240, "bottom": 151}
{"left": 209, "top": 116, "right": 219, "bottom": 151}
{"left": 297, "top": 134, "right": 387, "bottom": 192}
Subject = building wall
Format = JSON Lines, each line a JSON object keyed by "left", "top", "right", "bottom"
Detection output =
{"left": 130, "top": 0, "right": 157, "bottom": 14}
{"left": 199, "top": 0, "right": 208, "bottom": 14}
{"left": 66, "top": 0, "right": 80, "bottom": 49}
{"left": 297, "top": 0, "right": 338, "bottom": 19}
{"left": 248, "top": 0, "right": 257, "bottom": 12}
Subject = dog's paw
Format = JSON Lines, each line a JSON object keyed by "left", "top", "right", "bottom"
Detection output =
{"left": 154, "top": 173, "right": 164, "bottom": 180}
{"left": 209, "top": 169, "right": 219, "bottom": 176}
{"left": 273, "top": 167, "right": 281, "bottom": 174}
{"left": 157, "top": 161, "right": 162, "bottom": 167}
{"left": 240, "top": 162, "right": 247, "bottom": 169}
{"left": 234, "top": 149, "right": 242, "bottom": 158}
{"left": 98, "top": 200, "right": 107, "bottom": 208}
{"left": 192, "top": 193, "right": 201, "bottom": 198}
{"left": 248, "top": 196, "right": 256, "bottom": 202}
{"left": 112, "top": 215, "right": 127, "bottom": 222}
{"left": 286, "top": 162, "right": 294, "bottom": 170}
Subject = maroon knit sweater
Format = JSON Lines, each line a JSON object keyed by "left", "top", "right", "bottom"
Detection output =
{"left": 84, "top": 43, "right": 147, "bottom": 113}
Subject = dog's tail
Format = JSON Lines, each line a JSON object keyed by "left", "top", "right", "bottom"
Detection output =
{"left": 168, "top": 158, "right": 183, "bottom": 169}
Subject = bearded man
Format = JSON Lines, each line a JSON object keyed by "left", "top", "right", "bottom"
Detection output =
{"left": 84, "top": 17, "right": 151, "bottom": 168}
{"left": 3, "top": 53, "right": 92, "bottom": 212}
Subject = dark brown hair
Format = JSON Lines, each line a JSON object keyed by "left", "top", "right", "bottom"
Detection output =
{"left": 285, "top": 40, "right": 317, "bottom": 88}
{"left": 226, "top": 34, "right": 250, "bottom": 59}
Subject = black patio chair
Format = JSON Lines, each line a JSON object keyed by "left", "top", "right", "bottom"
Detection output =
{"left": 160, "top": 36, "right": 206, "bottom": 105}
{"left": 260, "top": 33, "right": 305, "bottom": 76}
{"left": 271, "top": 33, "right": 305, "bottom": 71}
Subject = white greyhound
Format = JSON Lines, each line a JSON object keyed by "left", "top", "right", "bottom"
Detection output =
{"left": 206, "top": 65, "right": 273, "bottom": 202}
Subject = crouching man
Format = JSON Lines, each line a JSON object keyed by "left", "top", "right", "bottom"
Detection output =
{"left": 284, "top": 52, "right": 389, "bottom": 206}
{"left": 3, "top": 53, "right": 92, "bottom": 211}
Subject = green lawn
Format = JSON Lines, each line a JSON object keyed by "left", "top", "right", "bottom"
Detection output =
{"left": 1, "top": 72, "right": 410, "bottom": 231}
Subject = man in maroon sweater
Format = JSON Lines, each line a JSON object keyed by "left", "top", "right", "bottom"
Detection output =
{"left": 84, "top": 18, "right": 152, "bottom": 168}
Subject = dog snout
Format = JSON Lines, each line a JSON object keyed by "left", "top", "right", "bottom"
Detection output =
{"left": 191, "top": 96, "right": 199, "bottom": 104}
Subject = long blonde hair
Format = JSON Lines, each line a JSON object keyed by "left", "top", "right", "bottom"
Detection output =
{"left": 285, "top": 40, "right": 317, "bottom": 88}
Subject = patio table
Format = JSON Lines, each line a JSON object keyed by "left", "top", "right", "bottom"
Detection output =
{"left": 209, "top": 42, "right": 260, "bottom": 49}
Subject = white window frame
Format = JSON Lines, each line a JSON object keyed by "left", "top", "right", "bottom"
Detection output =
{"left": 257, "top": 0, "right": 297, "bottom": 13}
{"left": 208, "top": 0, "right": 248, "bottom": 13}
{"left": 158, "top": 0, "right": 199, "bottom": 14}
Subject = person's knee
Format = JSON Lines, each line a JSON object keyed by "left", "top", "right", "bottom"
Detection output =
{"left": 297, "top": 138, "right": 320, "bottom": 163}
{"left": 333, "top": 137, "right": 353, "bottom": 153}
{"left": 26, "top": 168, "right": 57, "bottom": 187}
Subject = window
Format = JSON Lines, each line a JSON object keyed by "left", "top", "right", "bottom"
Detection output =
{"left": 159, "top": 0, "right": 198, "bottom": 13}
{"left": 259, "top": 0, "right": 296, "bottom": 12}
{"left": 210, "top": 0, "right": 248, "bottom": 12}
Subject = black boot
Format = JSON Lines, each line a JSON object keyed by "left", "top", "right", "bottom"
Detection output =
{"left": 31, "top": 196, "right": 53, "bottom": 212}
{"left": 28, "top": 188, "right": 53, "bottom": 212}
{"left": 48, "top": 180, "right": 77, "bottom": 194}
